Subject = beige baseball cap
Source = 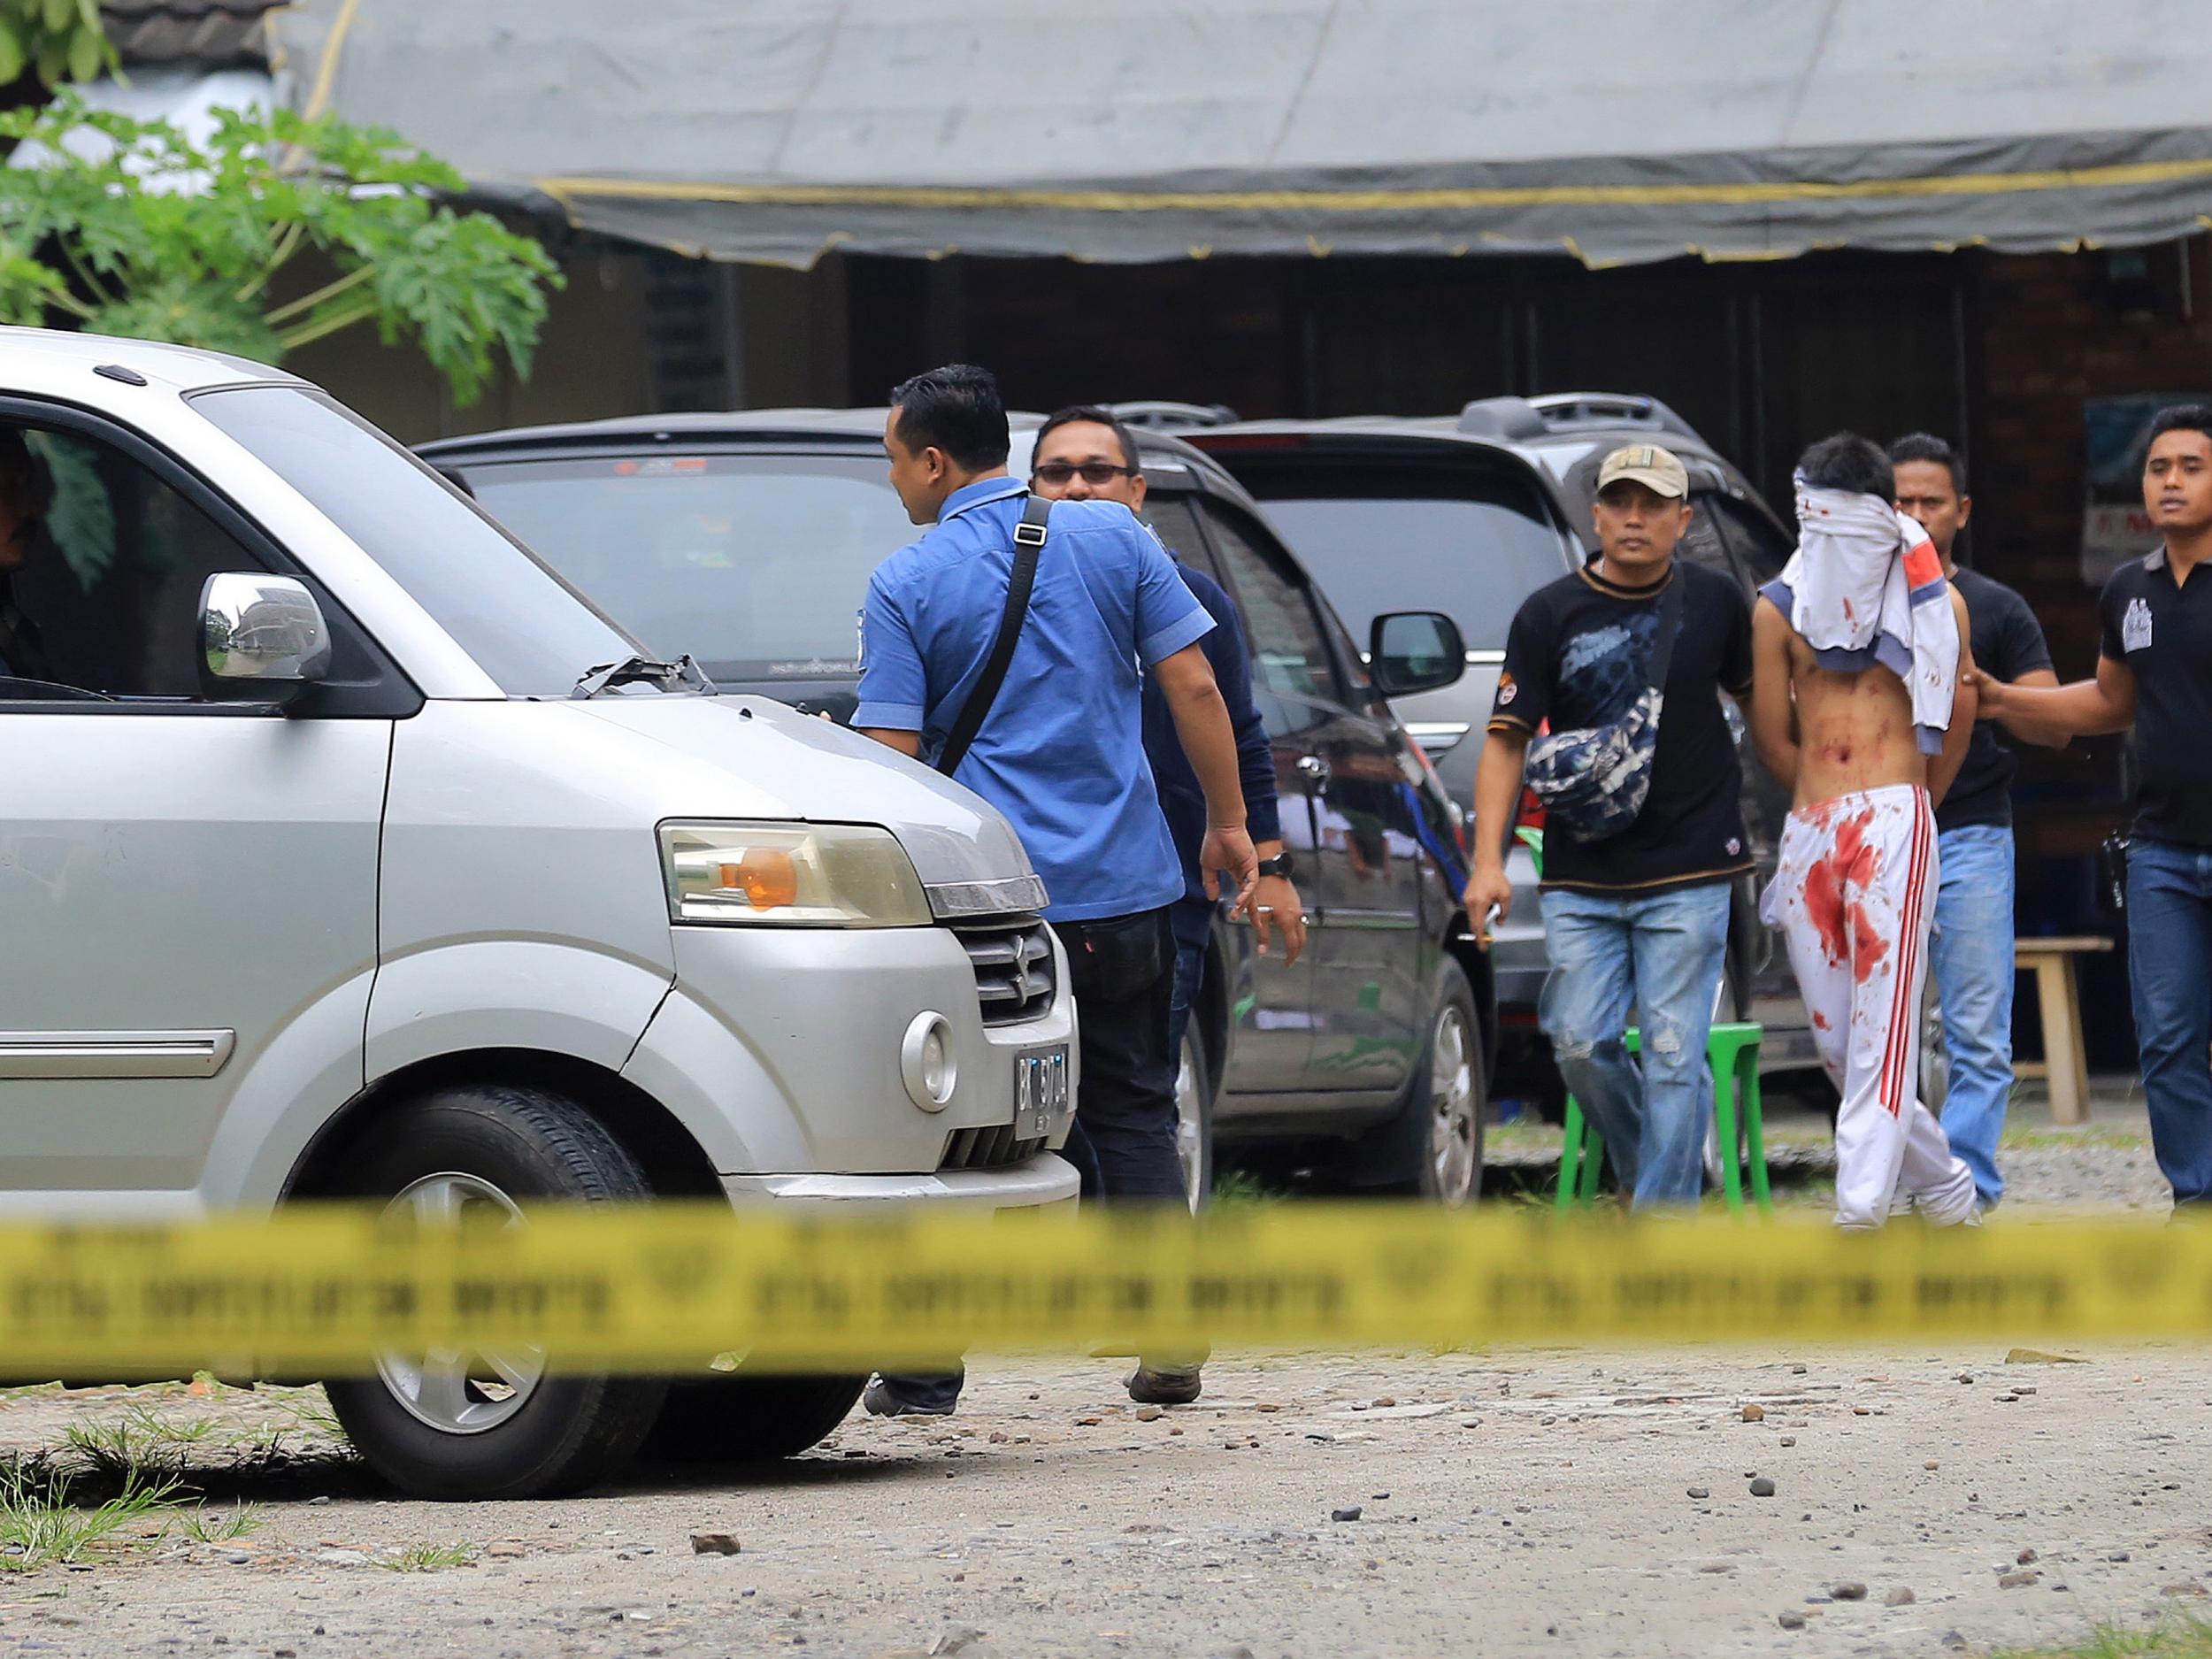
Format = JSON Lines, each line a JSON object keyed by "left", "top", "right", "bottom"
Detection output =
{"left": 1596, "top": 443, "right": 1689, "bottom": 499}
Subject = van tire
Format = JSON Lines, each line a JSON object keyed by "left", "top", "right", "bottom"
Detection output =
{"left": 323, "top": 1084, "right": 667, "bottom": 1502}
{"left": 640, "top": 1371, "right": 867, "bottom": 1464}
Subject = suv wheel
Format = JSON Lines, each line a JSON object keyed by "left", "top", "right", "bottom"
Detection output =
{"left": 1174, "top": 1024, "right": 1215, "bottom": 1213}
{"left": 1359, "top": 959, "right": 1485, "bottom": 1205}
{"left": 641, "top": 1369, "right": 866, "bottom": 1463}
{"left": 323, "top": 1084, "right": 667, "bottom": 1502}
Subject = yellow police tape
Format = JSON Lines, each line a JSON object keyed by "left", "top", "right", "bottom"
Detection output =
{"left": 0, "top": 1204, "right": 2202, "bottom": 1376}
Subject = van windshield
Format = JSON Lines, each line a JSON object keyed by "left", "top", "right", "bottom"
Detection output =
{"left": 448, "top": 452, "right": 914, "bottom": 680}
{"left": 191, "top": 386, "right": 645, "bottom": 697}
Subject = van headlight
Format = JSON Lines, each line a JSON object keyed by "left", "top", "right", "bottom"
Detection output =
{"left": 659, "top": 822, "right": 933, "bottom": 927}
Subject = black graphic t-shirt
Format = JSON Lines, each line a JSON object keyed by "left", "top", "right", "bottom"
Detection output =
{"left": 1489, "top": 558, "right": 1755, "bottom": 893}
{"left": 1939, "top": 567, "right": 2053, "bottom": 833}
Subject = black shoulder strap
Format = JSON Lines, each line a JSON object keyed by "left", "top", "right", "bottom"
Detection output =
{"left": 936, "top": 492, "right": 1049, "bottom": 776}
{"left": 1645, "top": 570, "right": 1687, "bottom": 698}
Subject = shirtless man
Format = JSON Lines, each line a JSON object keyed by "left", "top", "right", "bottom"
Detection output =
{"left": 1749, "top": 433, "right": 1980, "bottom": 1228}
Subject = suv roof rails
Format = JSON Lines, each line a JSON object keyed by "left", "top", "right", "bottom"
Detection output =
{"left": 1455, "top": 396, "right": 1550, "bottom": 441}
{"left": 1525, "top": 391, "right": 1707, "bottom": 447}
{"left": 1107, "top": 399, "right": 1240, "bottom": 430}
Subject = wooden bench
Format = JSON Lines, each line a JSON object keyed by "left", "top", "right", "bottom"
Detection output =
{"left": 2012, "top": 936, "right": 2115, "bottom": 1125}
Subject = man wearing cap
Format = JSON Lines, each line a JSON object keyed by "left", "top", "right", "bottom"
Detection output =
{"left": 1463, "top": 445, "right": 1755, "bottom": 1206}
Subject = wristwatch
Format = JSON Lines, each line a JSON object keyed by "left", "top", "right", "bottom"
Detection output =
{"left": 1256, "top": 852, "right": 1296, "bottom": 879}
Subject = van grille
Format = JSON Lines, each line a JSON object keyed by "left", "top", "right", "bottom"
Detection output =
{"left": 950, "top": 915, "right": 1056, "bottom": 1026}
{"left": 939, "top": 1125, "right": 1048, "bottom": 1171}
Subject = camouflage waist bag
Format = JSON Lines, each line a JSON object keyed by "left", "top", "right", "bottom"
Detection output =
{"left": 1521, "top": 577, "right": 1684, "bottom": 843}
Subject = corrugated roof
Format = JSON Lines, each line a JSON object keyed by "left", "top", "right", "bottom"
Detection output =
{"left": 101, "top": 1, "right": 282, "bottom": 68}
{"left": 267, "top": 0, "right": 2212, "bottom": 269}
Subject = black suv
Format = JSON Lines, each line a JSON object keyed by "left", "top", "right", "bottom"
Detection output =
{"left": 1187, "top": 393, "right": 1808, "bottom": 1076}
{"left": 421, "top": 414, "right": 1495, "bottom": 1203}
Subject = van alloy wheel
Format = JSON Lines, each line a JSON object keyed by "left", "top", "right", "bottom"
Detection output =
{"left": 1175, "top": 1031, "right": 1206, "bottom": 1211}
{"left": 1427, "top": 1004, "right": 1479, "bottom": 1203}
{"left": 374, "top": 1171, "right": 546, "bottom": 1436}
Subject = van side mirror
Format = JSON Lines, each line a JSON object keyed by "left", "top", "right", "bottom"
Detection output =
{"left": 200, "top": 572, "right": 332, "bottom": 703}
{"left": 1369, "top": 611, "right": 1465, "bottom": 697}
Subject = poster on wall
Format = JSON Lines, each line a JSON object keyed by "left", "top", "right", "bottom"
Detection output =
{"left": 2083, "top": 393, "right": 2203, "bottom": 585}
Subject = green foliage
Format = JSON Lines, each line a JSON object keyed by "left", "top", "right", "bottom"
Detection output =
{"left": 177, "top": 1502, "right": 260, "bottom": 1545}
{"left": 0, "top": 0, "right": 116, "bottom": 89}
{"left": 377, "top": 1541, "right": 478, "bottom": 1572}
{"left": 0, "top": 1457, "right": 177, "bottom": 1571}
{"left": 1992, "top": 1618, "right": 2212, "bottom": 1658}
{"left": 0, "top": 91, "right": 562, "bottom": 405}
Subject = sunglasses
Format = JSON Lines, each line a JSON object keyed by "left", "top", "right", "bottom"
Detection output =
{"left": 1033, "top": 461, "right": 1137, "bottom": 487}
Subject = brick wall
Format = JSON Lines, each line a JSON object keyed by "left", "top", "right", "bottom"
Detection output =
{"left": 1971, "top": 237, "right": 2212, "bottom": 676}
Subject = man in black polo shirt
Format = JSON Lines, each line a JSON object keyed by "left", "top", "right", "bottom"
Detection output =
{"left": 1463, "top": 444, "right": 1754, "bottom": 1206}
{"left": 1976, "top": 403, "right": 2212, "bottom": 1206}
{"left": 1891, "top": 434, "right": 2065, "bottom": 1211}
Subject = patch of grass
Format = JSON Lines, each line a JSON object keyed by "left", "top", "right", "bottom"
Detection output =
{"left": 1209, "top": 1169, "right": 1286, "bottom": 1208}
{"left": 2000, "top": 1125, "right": 2150, "bottom": 1151}
{"left": 61, "top": 1406, "right": 216, "bottom": 1485}
{"left": 1991, "top": 1617, "right": 2212, "bottom": 1658}
{"left": 377, "top": 1542, "right": 477, "bottom": 1573}
{"left": 1485, "top": 1120, "right": 1563, "bottom": 1148}
{"left": 259, "top": 1386, "right": 347, "bottom": 1443}
{"left": 0, "top": 1461, "right": 178, "bottom": 1573}
{"left": 220, "top": 1425, "right": 300, "bottom": 1467}
{"left": 176, "top": 1502, "right": 259, "bottom": 1545}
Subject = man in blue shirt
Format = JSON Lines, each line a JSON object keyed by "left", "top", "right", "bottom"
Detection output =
{"left": 1026, "top": 405, "right": 1306, "bottom": 1075}
{"left": 856, "top": 365, "right": 1258, "bottom": 1411}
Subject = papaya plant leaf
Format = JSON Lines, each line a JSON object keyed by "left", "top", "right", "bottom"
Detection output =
{"left": 1, "top": 89, "right": 558, "bottom": 406}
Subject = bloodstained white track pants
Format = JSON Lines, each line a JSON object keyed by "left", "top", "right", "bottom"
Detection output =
{"left": 1761, "top": 784, "right": 1978, "bottom": 1229}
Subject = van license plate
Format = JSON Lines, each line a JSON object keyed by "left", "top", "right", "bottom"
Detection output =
{"left": 1016, "top": 1046, "right": 1071, "bottom": 1138}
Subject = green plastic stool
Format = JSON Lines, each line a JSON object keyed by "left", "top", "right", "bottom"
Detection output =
{"left": 1555, "top": 1021, "right": 1771, "bottom": 1215}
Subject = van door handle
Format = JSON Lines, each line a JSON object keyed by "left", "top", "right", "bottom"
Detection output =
{"left": 1296, "top": 755, "right": 1332, "bottom": 787}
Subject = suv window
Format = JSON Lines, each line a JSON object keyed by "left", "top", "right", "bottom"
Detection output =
{"left": 0, "top": 420, "right": 274, "bottom": 702}
{"left": 1704, "top": 494, "right": 1792, "bottom": 585}
{"left": 1200, "top": 499, "right": 1338, "bottom": 729}
{"left": 1678, "top": 492, "right": 1747, "bottom": 588}
{"left": 453, "top": 450, "right": 917, "bottom": 679}
{"left": 1222, "top": 454, "right": 1569, "bottom": 652}
{"left": 1140, "top": 495, "right": 1212, "bottom": 572}
{"left": 194, "top": 388, "right": 641, "bottom": 698}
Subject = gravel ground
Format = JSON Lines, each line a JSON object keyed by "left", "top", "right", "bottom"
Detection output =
{"left": 0, "top": 1128, "right": 2185, "bottom": 1659}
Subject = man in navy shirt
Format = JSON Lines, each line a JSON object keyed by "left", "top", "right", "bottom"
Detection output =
{"left": 1890, "top": 434, "right": 2063, "bottom": 1212}
{"left": 856, "top": 366, "right": 1258, "bottom": 1410}
{"left": 1026, "top": 405, "right": 1306, "bottom": 1084}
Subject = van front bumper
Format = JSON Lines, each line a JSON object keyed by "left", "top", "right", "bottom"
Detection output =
{"left": 719, "top": 1151, "right": 1079, "bottom": 1213}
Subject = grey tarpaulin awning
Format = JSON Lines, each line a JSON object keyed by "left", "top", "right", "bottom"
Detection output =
{"left": 270, "top": 1, "right": 2212, "bottom": 270}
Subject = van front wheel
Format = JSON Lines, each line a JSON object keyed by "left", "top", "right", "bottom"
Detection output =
{"left": 322, "top": 1083, "right": 667, "bottom": 1502}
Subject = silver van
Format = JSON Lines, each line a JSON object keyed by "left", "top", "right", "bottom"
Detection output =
{"left": 0, "top": 327, "right": 1078, "bottom": 1499}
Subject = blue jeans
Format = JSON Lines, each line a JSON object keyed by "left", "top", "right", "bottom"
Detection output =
{"left": 2125, "top": 840, "right": 2212, "bottom": 1206}
{"left": 1931, "top": 826, "right": 2016, "bottom": 1208}
{"left": 1539, "top": 880, "right": 1732, "bottom": 1207}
